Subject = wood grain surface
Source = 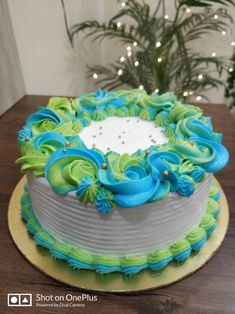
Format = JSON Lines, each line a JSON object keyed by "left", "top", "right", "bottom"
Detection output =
{"left": 0, "top": 96, "right": 234, "bottom": 314}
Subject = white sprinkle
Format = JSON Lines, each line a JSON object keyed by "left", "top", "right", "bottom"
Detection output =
{"left": 157, "top": 57, "right": 162, "bottom": 63}
{"left": 155, "top": 88, "right": 159, "bottom": 93}
{"left": 186, "top": 8, "right": 191, "bottom": 13}
{"left": 231, "top": 41, "right": 235, "bottom": 46}
{"left": 127, "top": 46, "right": 132, "bottom": 51}
{"left": 127, "top": 51, "right": 132, "bottom": 57}
{"left": 183, "top": 91, "right": 189, "bottom": 97}
{"left": 214, "top": 14, "right": 218, "bottom": 19}
{"left": 134, "top": 60, "right": 139, "bottom": 67}
{"left": 93, "top": 73, "right": 98, "bottom": 79}
{"left": 196, "top": 96, "right": 202, "bottom": 101}
{"left": 189, "top": 91, "right": 194, "bottom": 95}
{"left": 164, "top": 14, "right": 169, "bottom": 20}
{"left": 229, "top": 67, "right": 233, "bottom": 72}
{"left": 139, "top": 85, "right": 144, "bottom": 90}
{"left": 212, "top": 52, "right": 216, "bottom": 57}
{"left": 222, "top": 31, "right": 226, "bottom": 36}
{"left": 133, "top": 41, "right": 137, "bottom": 46}
{"left": 120, "top": 56, "right": 125, "bottom": 62}
{"left": 117, "top": 21, "right": 122, "bottom": 28}
{"left": 121, "top": 1, "right": 126, "bottom": 7}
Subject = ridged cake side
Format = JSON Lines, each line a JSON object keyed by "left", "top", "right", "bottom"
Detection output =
{"left": 27, "top": 173, "right": 211, "bottom": 256}
{"left": 21, "top": 177, "right": 221, "bottom": 275}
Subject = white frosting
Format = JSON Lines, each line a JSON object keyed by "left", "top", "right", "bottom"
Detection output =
{"left": 79, "top": 117, "right": 168, "bottom": 154}
{"left": 27, "top": 173, "right": 212, "bottom": 257}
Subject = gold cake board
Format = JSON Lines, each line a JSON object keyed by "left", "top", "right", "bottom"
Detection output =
{"left": 8, "top": 176, "right": 229, "bottom": 293}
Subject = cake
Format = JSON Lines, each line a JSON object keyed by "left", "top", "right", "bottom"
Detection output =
{"left": 17, "top": 89, "right": 229, "bottom": 275}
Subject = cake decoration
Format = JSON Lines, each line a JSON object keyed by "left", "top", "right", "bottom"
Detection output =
{"left": 17, "top": 89, "right": 229, "bottom": 213}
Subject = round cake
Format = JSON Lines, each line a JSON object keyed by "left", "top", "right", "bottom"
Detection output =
{"left": 17, "top": 89, "right": 229, "bottom": 275}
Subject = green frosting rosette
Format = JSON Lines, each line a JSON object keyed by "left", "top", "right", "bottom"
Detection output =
{"left": 45, "top": 148, "right": 104, "bottom": 197}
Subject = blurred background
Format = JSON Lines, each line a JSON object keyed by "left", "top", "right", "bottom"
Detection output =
{"left": 1, "top": 0, "right": 235, "bottom": 115}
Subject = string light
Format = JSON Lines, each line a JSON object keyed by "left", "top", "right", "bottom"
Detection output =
{"left": 186, "top": 8, "right": 191, "bottom": 13}
{"left": 121, "top": 1, "right": 126, "bottom": 7}
{"left": 231, "top": 41, "right": 235, "bottom": 46}
{"left": 222, "top": 31, "right": 226, "bottom": 36}
{"left": 120, "top": 56, "right": 125, "bottom": 62}
{"left": 127, "top": 46, "right": 132, "bottom": 51}
{"left": 214, "top": 14, "right": 218, "bottom": 19}
{"left": 118, "top": 69, "right": 123, "bottom": 76}
{"left": 133, "top": 41, "right": 138, "bottom": 46}
{"left": 134, "top": 61, "right": 139, "bottom": 67}
{"left": 156, "top": 41, "right": 161, "bottom": 48}
{"left": 139, "top": 85, "right": 144, "bottom": 90}
{"left": 196, "top": 96, "right": 202, "bottom": 101}
{"left": 198, "top": 74, "right": 203, "bottom": 80}
{"left": 157, "top": 57, "right": 162, "bottom": 63}
{"left": 127, "top": 51, "right": 132, "bottom": 57}
{"left": 164, "top": 14, "right": 169, "bottom": 20}
{"left": 117, "top": 21, "right": 122, "bottom": 28}
{"left": 229, "top": 67, "right": 233, "bottom": 72}
{"left": 93, "top": 73, "right": 98, "bottom": 79}
{"left": 183, "top": 91, "right": 189, "bottom": 97}
{"left": 155, "top": 88, "right": 159, "bottom": 93}
{"left": 212, "top": 52, "right": 216, "bottom": 57}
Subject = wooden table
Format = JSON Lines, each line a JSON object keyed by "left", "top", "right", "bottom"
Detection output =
{"left": 0, "top": 96, "right": 234, "bottom": 314}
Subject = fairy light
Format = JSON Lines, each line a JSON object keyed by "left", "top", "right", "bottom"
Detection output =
{"left": 183, "top": 91, "right": 189, "bottom": 97}
{"left": 127, "top": 51, "right": 132, "bottom": 57}
{"left": 117, "top": 21, "right": 122, "bottom": 28}
{"left": 157, "top": 57, "right": 162, "bottom": 63}
{"left": 212, "top": 52, "right": 216, "bottom": 57}
{"left": 155, "top": 88, "right": 159, "bottom": 93}
{"left": 121, "top": 1, "right": 126, "bottom": 7}
{"left": 139, "top": 85, "right": 144, "bottom": 90}
{"left": 134, "top": 60, "right": 139, "bottom": 67}
{"left": 214, "top": 14, "right": 218, "bottom": 19}
{"left": 118, "top": 69, "right": 123, "bottom": 76}
{"left": 186, "top": 8, "right": 191, "bottom": 13}
{"left": 229, "top": 67, "right": 233, "bottom": 72}
{"left": 164, "top": 14, "right": 169, "bottom": 20}
{"left": 222, "top": 31, "right": 226, "bottom": 36}
{"left": 196, "top": 96, "right": 202, "bottom": 101}
{"left": 127, "top": 46, "right": 132, "bottom": 51}
{"left": 156, "top": 41, "right": 161, "bottom": 48}
{"left": 120, "top": 56, "right": 125, "bottom": 62}
{"left": 231, "top": 41, "right": 235, "bottom": 46}
{"left": 133, "top": 41, "right": 138, "bottom": 46}
{"left": 198, "top": 74, "right": 203, "bottom": 80}
{"left": 93, "top": 73, "right": 98, "bottom": 79}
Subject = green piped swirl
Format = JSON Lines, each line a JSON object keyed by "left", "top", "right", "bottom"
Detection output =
{"left": 48, "top": 97, "right": 78, "bottom": 116}
{"left": 147, "top": 248, "right": 172, "bottom": 264}
{"left": 187, "top": 227, "right": 206, "bottom": 245}
{"left": 91, "top": 110, "right": 107, "bottom": 121}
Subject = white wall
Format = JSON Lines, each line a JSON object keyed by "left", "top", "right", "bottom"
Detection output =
{"left": 7, "top": 0, "right": 104, "bottom": 96}
{"left": 0, "top": 0, "right": 25, "bottom": 115}
{"left": 7, "top": 0, "right": 235, "bottom": 103}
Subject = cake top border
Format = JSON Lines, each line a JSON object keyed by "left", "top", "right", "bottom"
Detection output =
{"left": 16, "top": 89, "right": 229, "bottom": 212}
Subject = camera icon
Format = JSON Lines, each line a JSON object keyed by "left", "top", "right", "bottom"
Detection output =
{"left": 7, "top": 294, "right": 32, "bottom": 307}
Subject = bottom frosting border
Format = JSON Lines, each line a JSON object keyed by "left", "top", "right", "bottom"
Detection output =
{"left": 20, "top": 182, "right": 221, "bottom": 276}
